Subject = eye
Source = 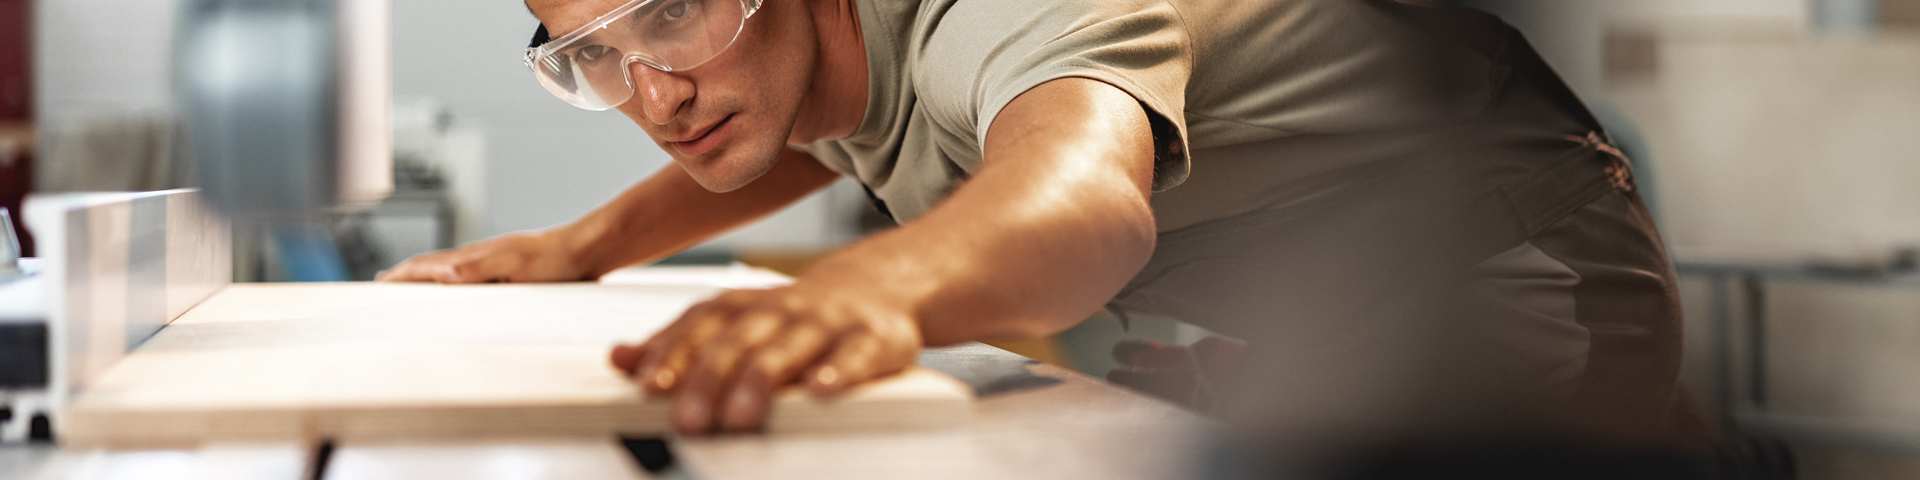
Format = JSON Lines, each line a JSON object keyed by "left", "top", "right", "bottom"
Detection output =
{"left": 663, "top": 0, "right": 689, "bottom": 20}
{"left": 642, "top": 0, "right": 701, "bottom": 25}
{"left": 574, "top": 45, "right": 616, "bottom": 63}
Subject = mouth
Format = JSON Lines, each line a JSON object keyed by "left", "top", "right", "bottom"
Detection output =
{"left": 669, "top": 114, "right": 736, "bottom": 158}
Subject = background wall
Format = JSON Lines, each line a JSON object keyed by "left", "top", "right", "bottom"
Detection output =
{"left": 0, "top": 0, "right": 29, "bottom": 120}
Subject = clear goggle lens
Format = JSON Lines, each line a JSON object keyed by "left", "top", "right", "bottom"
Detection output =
{"left": 525, "top": 0, "right": 758, "bottom": 110}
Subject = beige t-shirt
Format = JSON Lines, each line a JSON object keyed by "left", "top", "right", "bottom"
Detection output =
{"left": 799, "top": 0, "right": 1511, "bottom": 231}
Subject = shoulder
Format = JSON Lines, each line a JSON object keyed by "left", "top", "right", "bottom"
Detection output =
{"left": 913, "top": 0, "right": 1186, "bottom": 50}
{"left": 906, "top": 0, "right": 1192, "bottom": 121}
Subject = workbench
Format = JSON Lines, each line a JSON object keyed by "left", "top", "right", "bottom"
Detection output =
{"left": 2, "top": 190, "right": 1213, "bottom": 479}
{"left": 8, "top": 342, "right": 1211, "bottom": 480}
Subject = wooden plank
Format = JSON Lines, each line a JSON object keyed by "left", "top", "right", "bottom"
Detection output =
{"left": 58, "top": 282, "right": 971, "bottom": 448}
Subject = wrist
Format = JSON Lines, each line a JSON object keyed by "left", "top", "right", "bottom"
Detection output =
{"left": 799, "top": 246, "right": 948, "bottom": 341}
{"left": 545, "top": 216, "right": 618, "bottom": 279}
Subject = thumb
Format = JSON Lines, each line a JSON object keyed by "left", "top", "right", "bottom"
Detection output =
{"left": 610, "top": 344, "right": 649, "bottom": 375}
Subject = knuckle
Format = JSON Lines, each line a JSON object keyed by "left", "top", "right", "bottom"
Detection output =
{"left": 692, "top": 347, "right": 742, "bottom": 374}
{"left": 775, "top": 293, "right": 809, "bottom": 313}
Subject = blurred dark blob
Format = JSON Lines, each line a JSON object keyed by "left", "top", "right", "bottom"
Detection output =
{"left": 620, "top": 438, "right": 676, "bottom": 473}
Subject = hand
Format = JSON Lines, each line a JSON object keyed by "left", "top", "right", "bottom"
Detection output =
{"left": 376, "top": 231, "right": 594, "bottom": 283}
{"left": 609, "top": 283, "right": 923, "bottom": 434}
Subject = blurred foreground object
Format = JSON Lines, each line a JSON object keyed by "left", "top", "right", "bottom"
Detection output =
{"left": 174, "top": 0, "right": 391, "bottom": 282}
{"left": 176, "top": 0, "right": 390, "bottom": 221}
{"left": 1106, "top": 337, "right": 1244, "bottom": 412}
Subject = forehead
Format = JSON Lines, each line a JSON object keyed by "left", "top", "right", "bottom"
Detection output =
{"left": 526, "top": 0, "right": 637, "bottom": 34}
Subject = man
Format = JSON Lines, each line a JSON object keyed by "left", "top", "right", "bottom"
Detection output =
{"left": 383, "top": 0, "right": 1696, "bottom": 460}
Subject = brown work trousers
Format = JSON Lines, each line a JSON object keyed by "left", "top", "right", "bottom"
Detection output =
{"left": 1107, "top": 28, "right": 1698, "bottom": 454}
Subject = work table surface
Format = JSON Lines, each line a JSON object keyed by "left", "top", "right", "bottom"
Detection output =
{"left": 10, "top": 267, "right": 1213, "bottom": 479}
{"left": 11, "top": 343, "right": 1213, "bottom": 480}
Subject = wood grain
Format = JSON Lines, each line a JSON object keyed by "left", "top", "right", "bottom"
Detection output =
{"left": 60, "top": 282, "right": 970, "bottom": 448}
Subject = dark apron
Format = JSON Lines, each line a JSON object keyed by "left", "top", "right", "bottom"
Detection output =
{"left": 1107, "top": 21, "right": 1696, "bottom": 449}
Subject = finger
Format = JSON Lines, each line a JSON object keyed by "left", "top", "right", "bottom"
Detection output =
{"left": 440, "top": 252, "right": 519, "bottom": 283}
{"left": 638, "top": 302, "right": 736, "bottom": 395}
{"left": 717, "top": 324, "right": 834, "bottom": 432}
{"left": 631, "top": 306, "right": 703, "bottom": 384}
{"left": 636, "top": 291, "right": 761, "bottom": 385}
{"left": 609, "top": 343, "right": 648, "bottom": 375}
{"left": 673, "top": 309, "right": 790, "bottom": 434}
{"left": 375, "top": 255, "right": 446, "bottom": 282}
{"left": 805, "top": 331, "right": 916, "bottom": 397}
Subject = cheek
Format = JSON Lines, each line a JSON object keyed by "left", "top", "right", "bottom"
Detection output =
{"left": 615, "top": 107, "right": 672, "bottom": 145}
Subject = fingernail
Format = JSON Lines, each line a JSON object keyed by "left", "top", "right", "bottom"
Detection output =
{"left": 816, "top": 366, "right": 839, "bottom": 386}
{"left": 652, "top": 370, "right": 676, "bottom": 390}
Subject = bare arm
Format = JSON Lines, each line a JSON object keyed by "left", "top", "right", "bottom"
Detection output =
{"left": 378, "top": 148, "right": 842, "bottom": 282}
{"left": 810, "top": 77, "right": 1158, "bottom": 343}
{"left": 612, "top": 77, "right": 1159, "bottom": 433}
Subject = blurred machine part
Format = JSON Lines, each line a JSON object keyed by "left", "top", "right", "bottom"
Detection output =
{"left": 176, "top": 0, "right": 391, "bottom": 222}
{"left": 358, "top": 97, "right": 492, "bottom": 274}
{"left": 316, "top": 97, "right": 491, "bottom": 280}
{"left": 1, "top": 190, "right": 229, "bottom": 446}
{"left": 174, "top": 0, "right": 392, "bottom": 282}
{"left": 392, "top": 96, "right": 486, "bottom": 247}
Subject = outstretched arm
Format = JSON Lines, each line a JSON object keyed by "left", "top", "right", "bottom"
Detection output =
{"left": 612, "top": 77, "right": 1160, "bottom": 433}
{"left": 377, "top": 147, "right": 842, "bottom": 283}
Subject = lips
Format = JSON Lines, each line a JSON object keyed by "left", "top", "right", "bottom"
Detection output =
{"left": 669, "top": 114, "right": 735, "bottom": 158}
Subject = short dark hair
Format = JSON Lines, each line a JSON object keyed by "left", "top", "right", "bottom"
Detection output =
{"left": 530, "top": 24, "right": 551, "bottom": 49}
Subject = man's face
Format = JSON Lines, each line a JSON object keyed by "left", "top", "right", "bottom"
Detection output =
{"left": 528, "top": 0, "right": 817, "bottom": 192}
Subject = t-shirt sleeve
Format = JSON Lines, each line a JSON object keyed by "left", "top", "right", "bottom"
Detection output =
{"left": 913, "top": 0, "right": 1193, "bottom": 191}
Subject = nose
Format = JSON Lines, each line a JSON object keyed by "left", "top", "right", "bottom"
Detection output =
{"left": 631, "top": 63, "right": 694, "bottom": 126}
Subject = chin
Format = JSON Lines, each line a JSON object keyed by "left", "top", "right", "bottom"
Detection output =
{"left": 683, "top": 149, "right": 779, "bottom": 193}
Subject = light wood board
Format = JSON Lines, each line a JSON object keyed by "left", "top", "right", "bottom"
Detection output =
{"left": 59, "top": 282, "right": 971, "bottom": 448}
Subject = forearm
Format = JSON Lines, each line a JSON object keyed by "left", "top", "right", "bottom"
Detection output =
{"left": 558, "top": 148, "right": 842, "bottom": 276}
{"left": 811, "top": 168, "right": 1154, "bottom": 344}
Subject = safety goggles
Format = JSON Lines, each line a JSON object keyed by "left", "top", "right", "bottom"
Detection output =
{"left": 524, "top": 0, "right": 765, "bottom": 110}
